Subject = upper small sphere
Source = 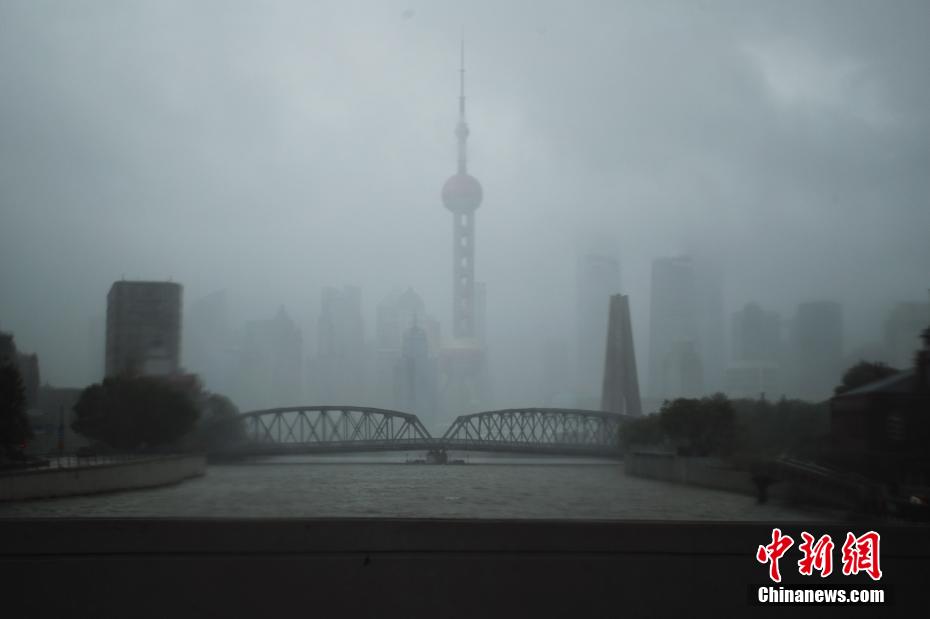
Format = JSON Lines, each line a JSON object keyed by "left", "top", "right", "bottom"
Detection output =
{"left": 442, "top": 173, "right": 483, "bottom": 213}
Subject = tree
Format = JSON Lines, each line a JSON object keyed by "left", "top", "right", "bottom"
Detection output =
{"left": 658, "top": 394, "right": 736, "bottom": 457}
{"left": 188, "top": 393, "right": 246, "bottom": 450}
{"left": 619, "top": 413, "right": 664, "bottom": 449}
{"left": 731, "top": 396, "right": 829, "bottom": 462}
{"left": 72, "top": 376, "right": 200, "bottom": 451}
{"left": 0, "top": 364, "right": 33, "bottom": 454}
{"left": 834, "top": 361, "right": 900, "bottom": 395}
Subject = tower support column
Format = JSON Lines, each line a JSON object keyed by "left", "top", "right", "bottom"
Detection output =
{"left": 453, "top": 212, "right": 476, "bottom": 339}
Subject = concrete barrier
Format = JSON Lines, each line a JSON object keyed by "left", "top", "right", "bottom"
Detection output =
{"left": 1, "top": 518, "right": 926, "bottom": 617}
{"left": 0, "top": 454, "right": 206, "bottom": 501}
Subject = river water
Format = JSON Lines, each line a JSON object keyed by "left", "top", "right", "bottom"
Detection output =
{"left": 0, "top": 455, "right": 830, "bottom": 520}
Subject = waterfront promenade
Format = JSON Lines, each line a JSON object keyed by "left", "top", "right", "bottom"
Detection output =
{"left": 0, "top": 453, "right": 205, "bottom": 501}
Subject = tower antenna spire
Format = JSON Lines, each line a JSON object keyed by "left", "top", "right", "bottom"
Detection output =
{"left": 455, "top": 30, "right": 469, "bottom": 174}
{"left": 459, "top": 31, "right": 466, "bottom": 119}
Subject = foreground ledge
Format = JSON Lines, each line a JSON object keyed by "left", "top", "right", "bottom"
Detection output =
{"left": 1, "top": 518, "right": 928, "bottom": 617}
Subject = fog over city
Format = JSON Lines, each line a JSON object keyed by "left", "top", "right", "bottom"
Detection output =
{"left": 1, "top": 1, "right": 928, "bottom": 413}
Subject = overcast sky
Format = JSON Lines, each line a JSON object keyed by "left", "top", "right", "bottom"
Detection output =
{"left": 1, "top": 0, "right": 928, "bottom": 395}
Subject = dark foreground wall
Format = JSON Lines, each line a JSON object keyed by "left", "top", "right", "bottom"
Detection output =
{"left": 2, "top": 518, "right": 928, "bottom": 618}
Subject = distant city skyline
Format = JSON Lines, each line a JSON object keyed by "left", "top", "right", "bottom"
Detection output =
{"left": 5, "top": 268, "right": 925, "bottom": 417}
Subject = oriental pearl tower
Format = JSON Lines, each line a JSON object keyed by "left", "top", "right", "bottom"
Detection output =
{"left": 442, "top": 39, "right": 482, "bottom": 339}
{"left": 440, "top": 39, "right": 488, "bottom": 414}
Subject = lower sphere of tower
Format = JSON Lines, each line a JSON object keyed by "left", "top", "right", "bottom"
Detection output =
{"left": 442, "top": 173, "right": 483, "bottom": 213}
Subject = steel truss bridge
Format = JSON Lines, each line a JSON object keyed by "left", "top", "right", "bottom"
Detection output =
{"left": 211, "top": 406, "right": 628, "bottom": 459}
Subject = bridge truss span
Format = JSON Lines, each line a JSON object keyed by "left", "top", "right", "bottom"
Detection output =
{"left": 230, "top": 406, "right": 435, "bottom": 456}
{"left": 440, "top": 408, "right": 628, "bottom": 457}
{"left": 213, "top": 406, "right": 629, "bottom": 459}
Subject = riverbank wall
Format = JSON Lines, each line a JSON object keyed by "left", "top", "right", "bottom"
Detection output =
{"left": 625, "top": 451, "right": 760, "bottom": 496}
{"left": 0, "top": 454, "right": 206, "bottom": 501}
{"left": 624, "top": 452, "right": 866, "bottom": 512}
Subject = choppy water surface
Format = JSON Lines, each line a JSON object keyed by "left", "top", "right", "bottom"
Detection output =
{"left": 0, "top": 455, "right": 830, "bottom": 520}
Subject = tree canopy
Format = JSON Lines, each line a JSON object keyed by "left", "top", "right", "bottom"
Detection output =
{"left": 186, "top": 392, "right": 246, "bottom": 450}
{"left": 0, "top": 364, "right": 33, "bottom": 454}
{"left": 72, "top": 376, "right": 200, "bottom": 450}
{"left": 658, "top": 394, "right": 736, "bottom": 457}
{"left": 618, "top": 412, "right": 663, "bottom": 450}
{"left": 731, "top": 397, "right": 829, "bottom": 461}
{"left": 621, "top": 393, "right": 829, "bottom": 461}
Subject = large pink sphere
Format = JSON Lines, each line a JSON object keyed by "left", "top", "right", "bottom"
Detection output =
{"left": 442, "top": 173, "right": 483, "bottom": 213}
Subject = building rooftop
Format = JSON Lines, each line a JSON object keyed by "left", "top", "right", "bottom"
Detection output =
{"left": 833, "top": 369, "right": 916, "bottom": 398}
{"left": 110, "top": 280, "right": 181, "bottom": 290}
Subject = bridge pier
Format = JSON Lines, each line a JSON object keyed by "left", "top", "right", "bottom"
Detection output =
{"left": 426, "top": 448, "right": 448, "bottom": 464}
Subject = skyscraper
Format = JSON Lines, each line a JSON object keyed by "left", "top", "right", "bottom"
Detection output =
{"left": 884, "top": 301, "right": 930, "bottom": 369}
{"left": 105, "top": 281, "right": 182, "bottom": 377}
{"left": 794, "top": 301, "right": 843, "bottom": 401}
{"left": 576, "top": 253, "right": 621, "bottom": 408}
{"left": 727, "top": 302, "right": 782, "bottom": 398}
{"left": 373, "top": 288, "right": 441, "bottom": 409}
{"left": 376, "top": 288, "right": 437, "bottom": 352}
{"left": 695, "top": 267, "right": 726, "bottom": 393}
{"left": 731, "top": 303, "right": 781, "bottom": 363}
{"left": 661, "top": 341, "right": 704, "bottom": 399}
{"left": 315, "top": 286, "right": 366, "bottom": 404}
{"left": 185, "top": 290, "right": 232, "bottom": 393}
{"left": 474, "top": 281, "right": 487, "bottom": 347}
{"left": 601, "top": 294, "right": 642, "bottom": 415}
{"left": 648, "top": 257, "right": 701, "bottom": 400}
{"left": 540, "top": 337, "right": 574, "bottom": 407}
{"left": 87, "top": 313, "right": 105, "bottom": 385}
{"left": 232, "top": 307, "right": 303, "bottom": 410}
{"left": 395, "top": 319, "right": 440, "bottom": 432}
{"left": 440, "top": 40, "right": 489, "bottom": 415}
